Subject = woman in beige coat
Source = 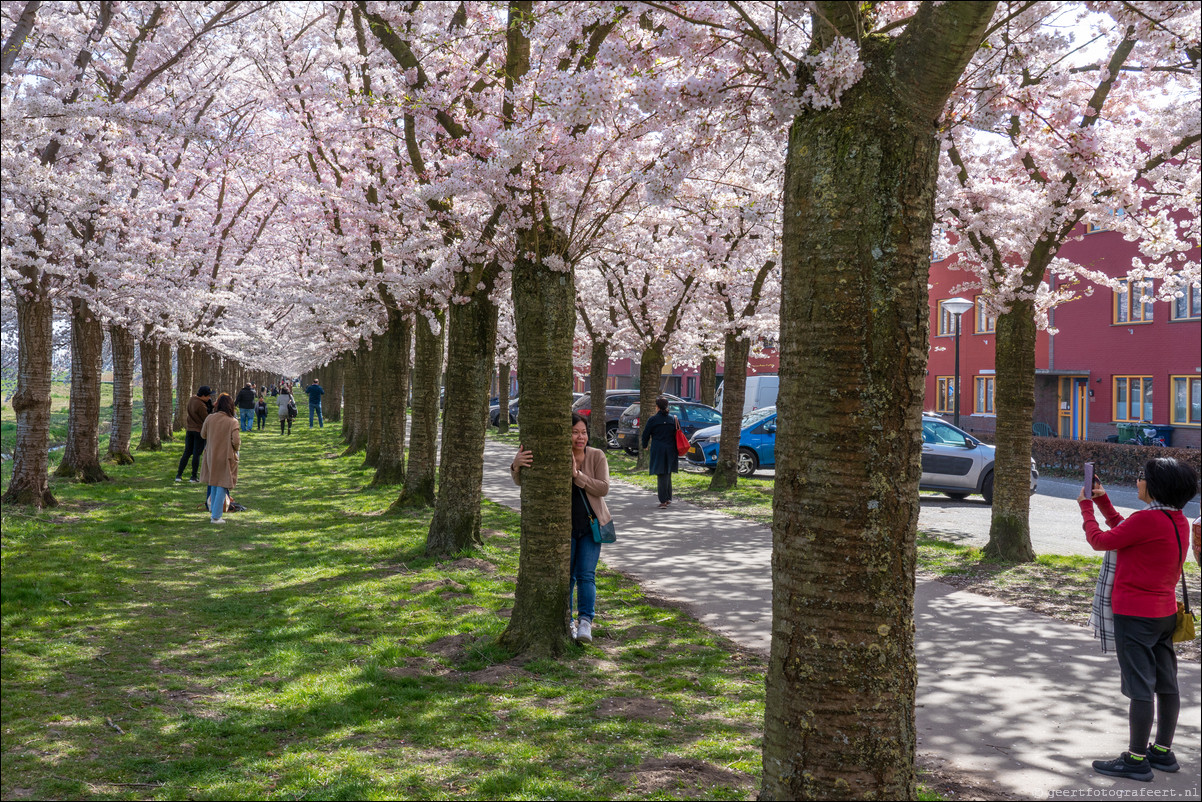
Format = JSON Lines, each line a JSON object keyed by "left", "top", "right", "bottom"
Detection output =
{"left": 199, "top": 393, "right": 241, "bottom": 524}
{"left": 511, "top": 412, "right": 611, "bottom": 644}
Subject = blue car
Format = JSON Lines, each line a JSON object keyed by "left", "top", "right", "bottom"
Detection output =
{"left": 684, "top": 406, "right": 777, "bottom": 478}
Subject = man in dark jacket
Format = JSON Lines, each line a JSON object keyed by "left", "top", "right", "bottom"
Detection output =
{"left": 175, "top": 386, "right": 212, "bottom": 483}
{"left": 304, "top": 379, "right": 325, "bottom": 428}
{"left": 235, "top": 383, "right": 257, "bottom": 432}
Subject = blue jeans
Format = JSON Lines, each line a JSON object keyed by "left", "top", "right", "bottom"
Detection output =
{"left": 208, "top": 486, "right": 226, "bottom": 521}
{"left": 239, "top": 408, "right": 254, "bottom": 431}
{"left": 569, "top": 533, "right": 601, "bottom": 620}
{"left": 309, "top": 402, "right": 323, "bottom": 427}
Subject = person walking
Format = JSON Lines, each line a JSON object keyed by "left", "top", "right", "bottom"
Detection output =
{"left": 1079, "top": 457, "right": 1197, "bottom": 781}
{"left": 234, "top": 382, "right": 256, "bottom": 432}
{"left": 278, "top": 383, "right": 296, "bottom": 435}
{"left": 510, "top": 412, "right": 612, "bottom": 644}
{"left": 255, "top": 391, "right": 268, "bottom": 431}
{"left": 304, "top": 379, "right": 325, "bottom": 427}
{"left": 199, "top": 393, "right": 240, "bottom": 525}
{"left": 175, "top": 385, "right": 212, "bottom": 483}
{"left": 640, "top": 396, "right": 680, "bottom": 508}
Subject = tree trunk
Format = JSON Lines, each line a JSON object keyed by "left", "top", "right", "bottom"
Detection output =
{"left": 157, "top": 340, "right": 173, "bottom": 442}
{"left": 699, "top": 354, "right": 717, "bottom": 407}
{"left": 137, "top": 334, "right": 161, "bottom": 451}
{"left": 396, "top": 308, "right": 444, "bottom": 509}
{"left": 56, "top": 293, "right": 109, "bottom": 482}
{"left": 499, "top": 225, "right": 576, "bottom": 657}
{"left": 325, "top": 357, "right": 343, "bottom": 422}
{"left": 709, "top": 332, "right": 750, "bottom": 491}
{"left": 174, "top": 344, "right": 192, "bottom": 432}
{"left": 107, "top": 325, "right": 135, "bottom": 464}
{"left": 342, "top": 342, "right": 368, "bottom": 454}
{"left": 587, "top": 337, "right": 609, "bottom": 449}
{"left": 984, "top": 299, "right": 1038, "bottom": 562}
{"left": 363, "top": 340, "right": 382, "bottom": 468}
{"left": 2, "top": 271, "right": 57, "bottom": 507}
{"left": 373, "top": 311, "right": 412, "bottom": 486}
{"left": 496, "top": 361, "right": 511, "bottom": 434}
{"left": 425, "top": 269, "right": 499, "bottom": 556}
{"left": 635, "top": 344, "right": 665, "bottom": 471}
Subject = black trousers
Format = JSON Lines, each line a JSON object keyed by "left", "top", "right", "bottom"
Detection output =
{"left": 656, "top": 472, "right": 673, "bottom": 503}
{"left": 177, "top": 431, "right": 205, "bottom": 478}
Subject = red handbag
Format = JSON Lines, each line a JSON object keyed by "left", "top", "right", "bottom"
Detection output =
{"left": 674, "top": 417, "right": 689, "bottom": 456}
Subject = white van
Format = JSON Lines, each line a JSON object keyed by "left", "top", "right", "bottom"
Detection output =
{"left": 715, "top": 374, "right": 779, "bottom": 417}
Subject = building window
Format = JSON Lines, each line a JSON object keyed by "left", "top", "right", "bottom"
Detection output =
{"left": 1114, "top": 280, "right": 1153, "bottom": 324}
{"left": 974, "top": 297, "right": 996, "bottom": 334}
{"left": 1113, "top": 376, "right": 1153, "bottom": 422}
{"left": 1172, "top": 376, "right": 1201, "bottom": 426}
{"left": 1171, "top": 283, "right": 1201, "bottom": 321}
{"left": 935, "top": 377, "right": 955, "bottom": 414}
{"left": 975, "top": 376, "right": 996, "bottom": 415}
{"left": 937, "top": 301, "right": 963, "bottom": 336}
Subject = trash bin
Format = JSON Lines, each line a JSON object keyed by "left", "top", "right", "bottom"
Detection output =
{"left": 1116, "top": 423, "right": 1137, "bottom": 443}
{"left": 1153, "top": 425, "right": 1174, "bottom": 447}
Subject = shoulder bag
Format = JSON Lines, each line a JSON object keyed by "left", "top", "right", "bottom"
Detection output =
{"left": 1163, "top": 511, "right": 1196, "bottom": 643}
{"left": 578, "top": 486, "right": 616, "bottom": 544}
{"left": 674, "top": 416, "right": 689, "bottom": 457}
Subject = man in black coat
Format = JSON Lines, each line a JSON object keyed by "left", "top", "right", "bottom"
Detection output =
{"left": 235, "top": 383, "right": 257, "bottom": 432}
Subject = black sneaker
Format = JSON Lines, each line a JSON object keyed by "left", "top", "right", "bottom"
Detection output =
{"left": 1146, "top": 745, "right": 1179, "bottom": 772}
{"left": 1092, "top": 752, "right": 1153, "bottom": 782}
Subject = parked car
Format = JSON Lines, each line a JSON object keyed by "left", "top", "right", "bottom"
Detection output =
{"left": 489, "top": 398, "right": 520, "bottom": 427}
{"left": 919, "top": 415, "right": 1038, "bottom": 503}
{"left": 686, "top": 406, "right": 778, "bottom": 477}
{"left": 715, "top": 374, "right": 779, "bottom": 416}
{"left": 616, "top": 401, "right": 722, "bottom": 455}
{"left": 572, "top": 390, "right": 683, "bottom": 449}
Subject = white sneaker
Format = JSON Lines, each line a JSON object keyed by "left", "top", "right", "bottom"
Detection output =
{"left": 211, "top": 518, "right": 225, "bottom": 525}
{"left": 576, "top": 618, "right": 592, "bottom": 644}
{"left": 174, "top": 476, "right": 182, "bottom": 483}
{"left": 570, "top": 621, "right": 578, "bottom": 640}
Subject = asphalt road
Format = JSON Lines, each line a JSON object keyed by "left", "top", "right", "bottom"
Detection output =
{"left": 695, "top": 467, "right": 1200, "bottom": 559}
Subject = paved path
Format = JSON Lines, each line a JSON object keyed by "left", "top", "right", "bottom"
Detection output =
{"left": 482, "top": 440, "right": 1201, "bottom": 800}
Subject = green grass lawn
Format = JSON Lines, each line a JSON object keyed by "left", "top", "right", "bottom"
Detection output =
{"left": 2, "top": 419, "right": 769, "bottom": 800}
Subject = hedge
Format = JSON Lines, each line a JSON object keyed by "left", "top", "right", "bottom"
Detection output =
{"left": 1031, "top": 437, "right": 1202, "bottom": 486}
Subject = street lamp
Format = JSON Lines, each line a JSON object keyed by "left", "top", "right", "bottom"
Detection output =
{"left": 942, "top": 297, "right": 974, "bottom": 429}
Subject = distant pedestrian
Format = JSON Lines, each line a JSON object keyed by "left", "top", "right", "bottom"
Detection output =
{"left": 175, "top": 385, "right": 212, "bottom": 483}
{"left": 235, "top": 382, "right": 256, "bottom": 432}
{"left": 304, "top": 379, "right": 325, "bottom": 427}
{"left": 199, "top": 393, "right": 240, "bottom": 525}
{"left": 640, "top": 396, "right": 679, "bottom": 508}
{"left": 510, "top": 412, "right": 611, "bottom": 645}
{"left": 1079, "top": 457, "right": 1198, "bottom": 781}
{"left": 255, "top": 392, "right": 268, "bottom": 431}
{"left": 278, "top": 384, "right": 296, "bottom": 435}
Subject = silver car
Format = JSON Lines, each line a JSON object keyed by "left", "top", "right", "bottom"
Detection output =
{"left": 920, "top": 415, "right": 1037, "bottom": 504}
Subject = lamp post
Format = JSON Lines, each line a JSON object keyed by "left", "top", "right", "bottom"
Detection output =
{"left": 942, "top": 297, "right": 974, "bottom": 429}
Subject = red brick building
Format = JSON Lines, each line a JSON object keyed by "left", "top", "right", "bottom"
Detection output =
{"left": 927, "top": 225, "right": 1201, "bottom": 449}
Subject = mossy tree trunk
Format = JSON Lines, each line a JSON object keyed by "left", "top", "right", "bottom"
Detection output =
{"left": 635, "top": 343, "right": 665, "bottom": 470}
{"left": 57, "top": 291, "right": 109, "bottom": 482}
{"left": 587, "top": 338, "right": 609, "bottom": 449}
{"left": 699, "top": 354, "right": 717, "bottom": 407}
{"left": 174, "top": 344, "right": 192, "bottom": 433}
{"left": 342, "top": 341, "right": 369, "bottom": 454}
{"left": 396, "top": 307, "right": 444, "bottom": 509}
{"left": 425, "top": 267, "right": 499, "bottom": 556}
{"left": 2, "top": 266, "right": 57, "bottom": 508}
{"left": 137, "top": 332, "right": 161, "bottom": 452}
{"left": 709, "top": 332, "right": 750, "bottom": 491}
{"left": 373, "top": 310, "right": 412, "bottom": 486}
{"left": 984, "top": 298, "right": 1038, "bottom": 562}
{"left": 107, "top": 325, "right": 135, "bottom": 464}
{"left": 363, "top": 340, "right": 382, "bottom": 468}
{"left": 325, "top": 357, "right": 343, "bottom": 423}
{"left": 762, "top": 5, "right": 995, "bottom": 799}
{"left": 157, "top": 340, "right": 173, "bottom": 442}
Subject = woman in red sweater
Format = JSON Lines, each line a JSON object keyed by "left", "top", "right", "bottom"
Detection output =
{"left": 1079, "top": 457, "right": 1197, "bottom": 782}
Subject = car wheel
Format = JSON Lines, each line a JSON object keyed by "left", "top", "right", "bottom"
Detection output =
{"left": 737, "top": 448, "right": 758, "bottom": 478}
{"left": 981, "top": 472, "right": 994, "bottom": 505}
{"left": 944, "top": 492, "right": 969, "bottom": 500}
{"left": 606, "top": 425, "right": 620, "bottom": 450}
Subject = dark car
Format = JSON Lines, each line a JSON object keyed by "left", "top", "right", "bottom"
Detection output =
{"left": 616, "top": 401, "right": 722, "bottom": 455}
{"left": 572, "top": 390, "right": 683, "bottom": 449}
{"left": 489, "top": 398, "right": 520, "bottom": 427}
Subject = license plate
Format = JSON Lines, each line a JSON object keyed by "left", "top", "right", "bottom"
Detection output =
{"left": 688, "top": 445, "right": 701, "bottom": 458}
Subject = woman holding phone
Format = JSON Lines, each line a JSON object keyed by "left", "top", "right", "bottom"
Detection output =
{"left": 510, "top": 412, "right": 611, "bottom": 644}
{"left": 1079, "top": 457, "right": 1197, "bottom": 781}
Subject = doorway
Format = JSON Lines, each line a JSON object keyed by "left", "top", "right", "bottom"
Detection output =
{"left": 1058, "top": 377, "right": 1089, "bottom": 440}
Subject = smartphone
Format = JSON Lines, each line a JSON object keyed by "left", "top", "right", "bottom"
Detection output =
{"left": 1083, "top": 462, "right": 1094, "bottom": 496}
